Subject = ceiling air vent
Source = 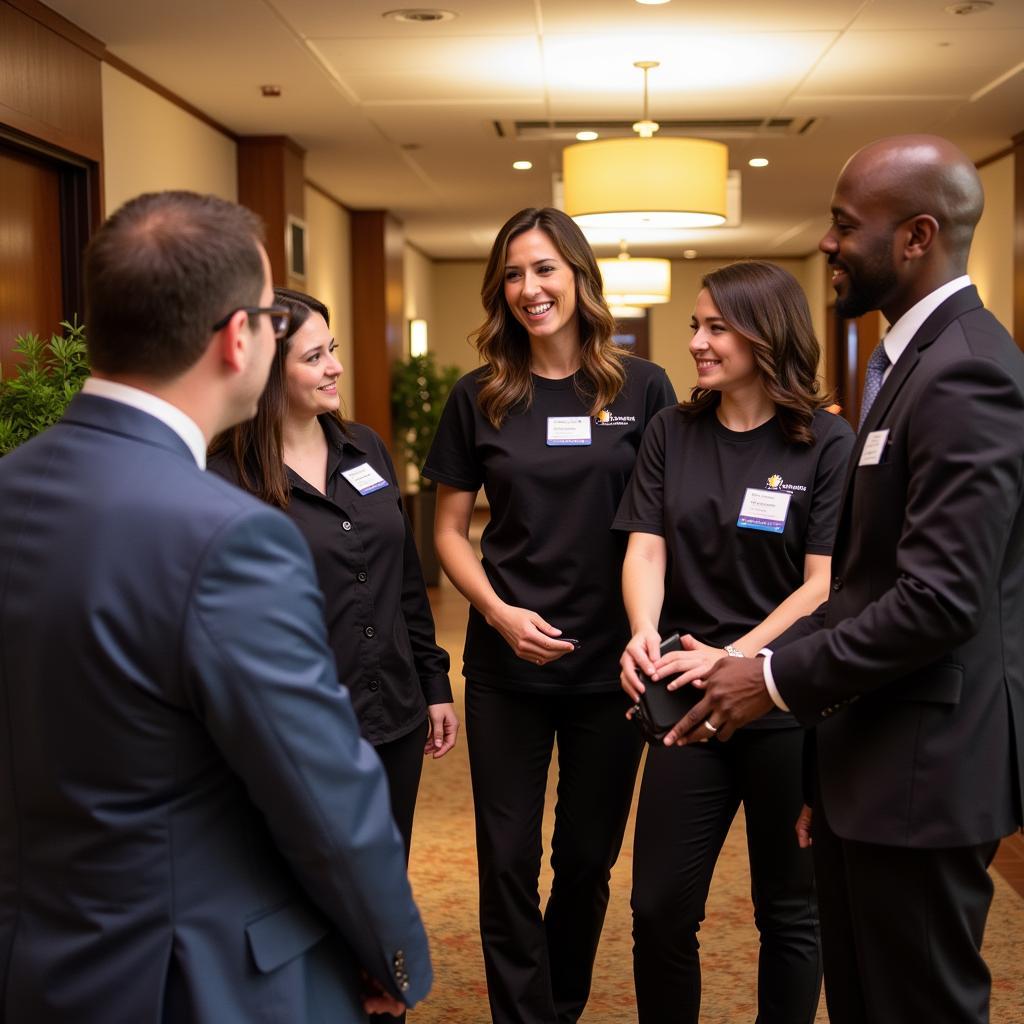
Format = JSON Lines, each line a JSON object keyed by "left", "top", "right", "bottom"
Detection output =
{"left": 496, "top": 117, "right": 817, "bottom": 141}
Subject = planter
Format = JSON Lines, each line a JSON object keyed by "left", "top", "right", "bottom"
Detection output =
{"left": 406, "top": 486, "right": 441, "bottom": 586}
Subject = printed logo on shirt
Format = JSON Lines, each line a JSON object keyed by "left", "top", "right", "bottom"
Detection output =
{"left": 765, "top": 473, "right": 807, "bottom": 493}
{"left": 595, "top": 408, "right": 636, "bottom": 426}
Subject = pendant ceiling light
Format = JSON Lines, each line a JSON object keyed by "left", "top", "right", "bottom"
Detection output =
{"left": 598, "top": 241, "right": 671, "bottom": 307}
{"left": 563, "top": 61, "right": 728, "bottom": 230}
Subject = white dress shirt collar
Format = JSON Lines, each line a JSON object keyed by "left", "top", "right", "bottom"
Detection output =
{"left": 882, "top": 275, "right": 972, "bottom": 375}
{"left": 81, "top": 378, "right": 208, "bottom": 468}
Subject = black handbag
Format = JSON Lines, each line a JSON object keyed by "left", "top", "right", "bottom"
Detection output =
{"left": 633, "top": 633, "right": 703, "bottom": 743}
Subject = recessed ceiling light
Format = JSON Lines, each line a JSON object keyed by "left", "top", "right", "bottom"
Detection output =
{"left": 748, "top": 157, "right": 769, "bottom": 168}
{"left": 383, "top": 8, "right": 458, "bottom": 23}
{"left": 260, "top": 85, "right": 282, "bottom": 97}
{"left": 512, "top": 160, "right": 533, "bottom": 171}
{"left": 683, "top": 249, "right": 698, "bottom": 259}
{"left": 576, "top": 130, "right": 599, "bottom": 142}
{"left": 636, "top": 0, "right": 672, "bottom": 5}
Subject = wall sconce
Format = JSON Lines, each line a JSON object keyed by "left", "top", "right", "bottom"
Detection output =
{"left": 409, "top": 318, "right": 429, "bottom": 356}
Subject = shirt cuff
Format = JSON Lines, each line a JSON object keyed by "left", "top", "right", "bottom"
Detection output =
{"left": 760, "top": 649, "right": 790, "bottom": 712}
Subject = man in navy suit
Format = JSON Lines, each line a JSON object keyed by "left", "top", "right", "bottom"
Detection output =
{"left": 0, "top": 191, "right": 431, "bottom": 1022}
{"left": 665, "top": 136, "right": 1024, "bottom": 1023}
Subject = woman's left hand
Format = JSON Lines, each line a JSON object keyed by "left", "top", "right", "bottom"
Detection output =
{"left": 653, "top": 635, "right": 727, "bottom": 690}
{"left": 424, "top": 702, "right": 459, "bottom": 759}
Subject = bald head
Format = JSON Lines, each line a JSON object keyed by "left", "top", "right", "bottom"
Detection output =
{"left": 838, "top": 135, "right": 983, "bottom": 264}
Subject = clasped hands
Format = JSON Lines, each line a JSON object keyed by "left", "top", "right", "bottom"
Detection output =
{"left": 620, "top": 630, "right": 774, "bottom": 744}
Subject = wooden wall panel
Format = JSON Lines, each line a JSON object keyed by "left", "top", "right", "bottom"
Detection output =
{"left": 0, "top": 144, "right": 63, "bottom": 374}
{"left": 237, "top": 136, "right": 305, "bottom": 290}
{"left": 0, "top": 1, "right": 102, "bottom": 163}
{"left": 351, "top": 211, "right": 404, "bottom": 446}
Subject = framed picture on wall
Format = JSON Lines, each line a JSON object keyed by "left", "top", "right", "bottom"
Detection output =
{"left": 286, "top": 215, "right": 307, "bottom": 280}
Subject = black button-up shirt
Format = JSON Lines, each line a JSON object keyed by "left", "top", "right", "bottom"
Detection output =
{"left": 210, "top": 417, "right": 451, "bottom": 745}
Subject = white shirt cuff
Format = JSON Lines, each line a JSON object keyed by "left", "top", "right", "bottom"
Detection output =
{"left": 760, "top": 650, "right": 790, "bottom": 712}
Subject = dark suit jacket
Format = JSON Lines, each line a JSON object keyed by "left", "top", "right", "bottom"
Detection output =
{"left": 772, "top": 287, "right": 1024, "bottom": 848}
{"left": 0, "top": 395, "right": 431, "bottom": 1022}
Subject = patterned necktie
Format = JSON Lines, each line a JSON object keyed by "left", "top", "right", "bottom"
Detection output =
{"left": 858, "top": 340, "right": 891, "bottom": 430}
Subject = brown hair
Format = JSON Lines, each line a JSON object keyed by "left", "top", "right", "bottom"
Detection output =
{"left": 85, "top": 191, "right": 265, "bottom": 378}
{"left": 472, "top": 207, "right": 625, "bottom": 428}
{"left": 209, "top": 288, "right": 348, "bottom": 508}
{"left": 681, "top": 260, "right": 830, "bottom": 445}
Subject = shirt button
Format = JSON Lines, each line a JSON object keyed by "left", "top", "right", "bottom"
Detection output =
{"left": 832, "top": 577, "right": 843, "bottom": 592}
{"left": 342, "top": 521, "right": 352, "bottom": 531}
{"left": 357, "top": 571, "right": 368, "bottom": 583}
{"left": 364, "top": 625, "right": 376, "bottom": 638}
{"left": 368, "top": 679, "right": 380, "bottom": 692}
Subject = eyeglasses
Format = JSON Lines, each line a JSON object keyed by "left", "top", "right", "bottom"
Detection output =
{"left": 212, "top": 305, "right": 291, "bottom": 339}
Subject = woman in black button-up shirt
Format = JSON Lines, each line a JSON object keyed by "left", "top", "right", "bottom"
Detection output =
{"left": 209, "top": 289, "right": 457, "bottom": 872}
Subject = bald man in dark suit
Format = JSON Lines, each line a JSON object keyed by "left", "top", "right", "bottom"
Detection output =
{"left": 664, "top": 136, "right": 1024, "bottom": 1024}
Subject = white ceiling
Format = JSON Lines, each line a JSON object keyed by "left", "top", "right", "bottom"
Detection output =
{"left": 44, "top": 0, "right": 1024, "bottom": 259}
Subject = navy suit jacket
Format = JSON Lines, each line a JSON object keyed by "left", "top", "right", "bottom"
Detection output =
{"left": 773, "top": 287, "right": 1024, "bottom": 848}
{"left": 0, "top": 394, "right": 431, "bottom": 1022}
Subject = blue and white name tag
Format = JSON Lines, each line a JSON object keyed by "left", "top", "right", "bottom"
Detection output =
{"left": 546, "top": 416, "right": 592, "bottom": 446}
{"left": 858, "top": 429, "right": 890, "bottom": 467}
{"left": 341, "top": 462, "right": 389, "bottom": 495}
{"left": 737, "top": 487, "right": 791, "bottom": 533}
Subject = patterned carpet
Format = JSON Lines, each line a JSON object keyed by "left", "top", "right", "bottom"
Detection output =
{"left": 408, "top": 581, "right": 1024, "bottom": 1023}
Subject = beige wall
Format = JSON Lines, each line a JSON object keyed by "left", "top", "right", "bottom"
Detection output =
{"left": 403, "top": 245, "right": 434, "bottom": 358}
{"left": 304, "top": 185, "right": 354, "bottom": 417}
{"left": 969, "top": 154, "right": 1014, "bottom": 335}
{"left": 431, "top": 261, "right": 485, "bottom": 376}
{"left": 101, "top": 63, "right": 237, "bottom": 214}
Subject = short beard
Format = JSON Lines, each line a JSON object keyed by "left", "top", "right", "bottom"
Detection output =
{"left": 834, "top": 247, "right": 899, "bottom": 319}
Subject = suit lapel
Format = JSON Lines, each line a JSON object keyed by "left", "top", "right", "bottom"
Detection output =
{"left": 832, "top": 285, "right": 984, "bottom": 554}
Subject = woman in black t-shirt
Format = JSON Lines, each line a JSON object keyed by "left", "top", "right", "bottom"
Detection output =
{"left": 614, "top": 261, "right": 855, "bottom": 1023}
{"left": 424, "top": 208, "right": 675, "bottom": 1023}
{"left": 209, "top": 290, "right": 457, "bottom": 944}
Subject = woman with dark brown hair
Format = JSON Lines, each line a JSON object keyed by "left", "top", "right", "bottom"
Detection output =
{"left": 614, "top": 260, "right": 855, "bottom": 1022}
{"left": 208, "top": 289, "right": 457, "bottom": 915}
{"left": 424, "top": 208, "right": 675, "bottom": 1023}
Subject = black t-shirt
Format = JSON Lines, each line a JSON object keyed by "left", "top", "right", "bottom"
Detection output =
{"left": 613, "top": 405, "right": 855, "bottom": 726}
{"left": 423, "top": 356, "right": 677, "bottom": 693}
{"left": 209, "top": 417, "right": 452, "bottom": 745}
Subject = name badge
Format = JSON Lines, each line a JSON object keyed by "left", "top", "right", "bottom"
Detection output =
{"left": 737, "top": 487, "right": 792, "bottom": 534}
{"left": 858, "top": 429, "right": 890, "bottom": 467}
{"left": 546, "top": 416, "right": 592, "bottom": 446}
{"left": 341, "top": 462, "right": 389, "bottom": 495}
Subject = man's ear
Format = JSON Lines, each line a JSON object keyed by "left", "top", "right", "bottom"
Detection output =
{"left": 214, "top": 309, "right": 251, "bottom": 372}
{"left": 902, "top": 214, "right": 939, "bottom": 262}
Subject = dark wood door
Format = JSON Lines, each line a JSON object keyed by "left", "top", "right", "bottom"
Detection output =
{"left": 0, "top": 142, "right": 64, "bottom": 374}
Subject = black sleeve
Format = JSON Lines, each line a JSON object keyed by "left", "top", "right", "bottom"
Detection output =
{"left": 612, "top": 408, "right": 669, "bottom": 535}
{"left": 645, "top": 365, "right": 678, "bottom": 423}
{"left": 421, "top": 376, "right": 483, "bottom": 492}
{"left": 370, "top": 431, "right": 453, "bottom": 706}
{"left": 804, "top": 415, "right": 856, "bottom": 555}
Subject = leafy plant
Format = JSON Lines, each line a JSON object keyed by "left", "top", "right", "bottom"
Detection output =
{"left": 0, "top": 318, "right": 90, "bottom": 455}
{"left": 391, "top": 352, "right": 459, "bottom": 489}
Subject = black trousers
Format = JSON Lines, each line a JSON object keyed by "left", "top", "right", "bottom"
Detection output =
{"left": 632, "top": 727, "right": 821, "bottom": 1024}
{"left": 465, "top": 681, "right": 643, "bottom": 1024}
{"left": 812, "top": 798, "right": 999, "bottom": 1024}
{"left": 369, "top": 720, "right": 427, "bottom": 1024}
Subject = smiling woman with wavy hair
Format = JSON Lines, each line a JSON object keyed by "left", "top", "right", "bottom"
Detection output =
{"left": 423, "top": 207, "right": 676, "bottom": 1021}
{"left": 472, "top": 206, "right": 625, "bottom": 428}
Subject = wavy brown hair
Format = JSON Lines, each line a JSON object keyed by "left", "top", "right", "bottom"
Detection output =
{"left": 209, "top": 288, "right": 349, "bottom": 508}
{"left": 680, "top": 260, "right": 830, "bottom": 445}
{"left": 473, "top": 207, "right": 625, "bottom": 428}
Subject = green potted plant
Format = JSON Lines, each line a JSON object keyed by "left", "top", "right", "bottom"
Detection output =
{"left": 391, "top": 351, "right": 460, "bottom": 584}
{"left": 0, "top": 318, "right": 89, "bottom": 456}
